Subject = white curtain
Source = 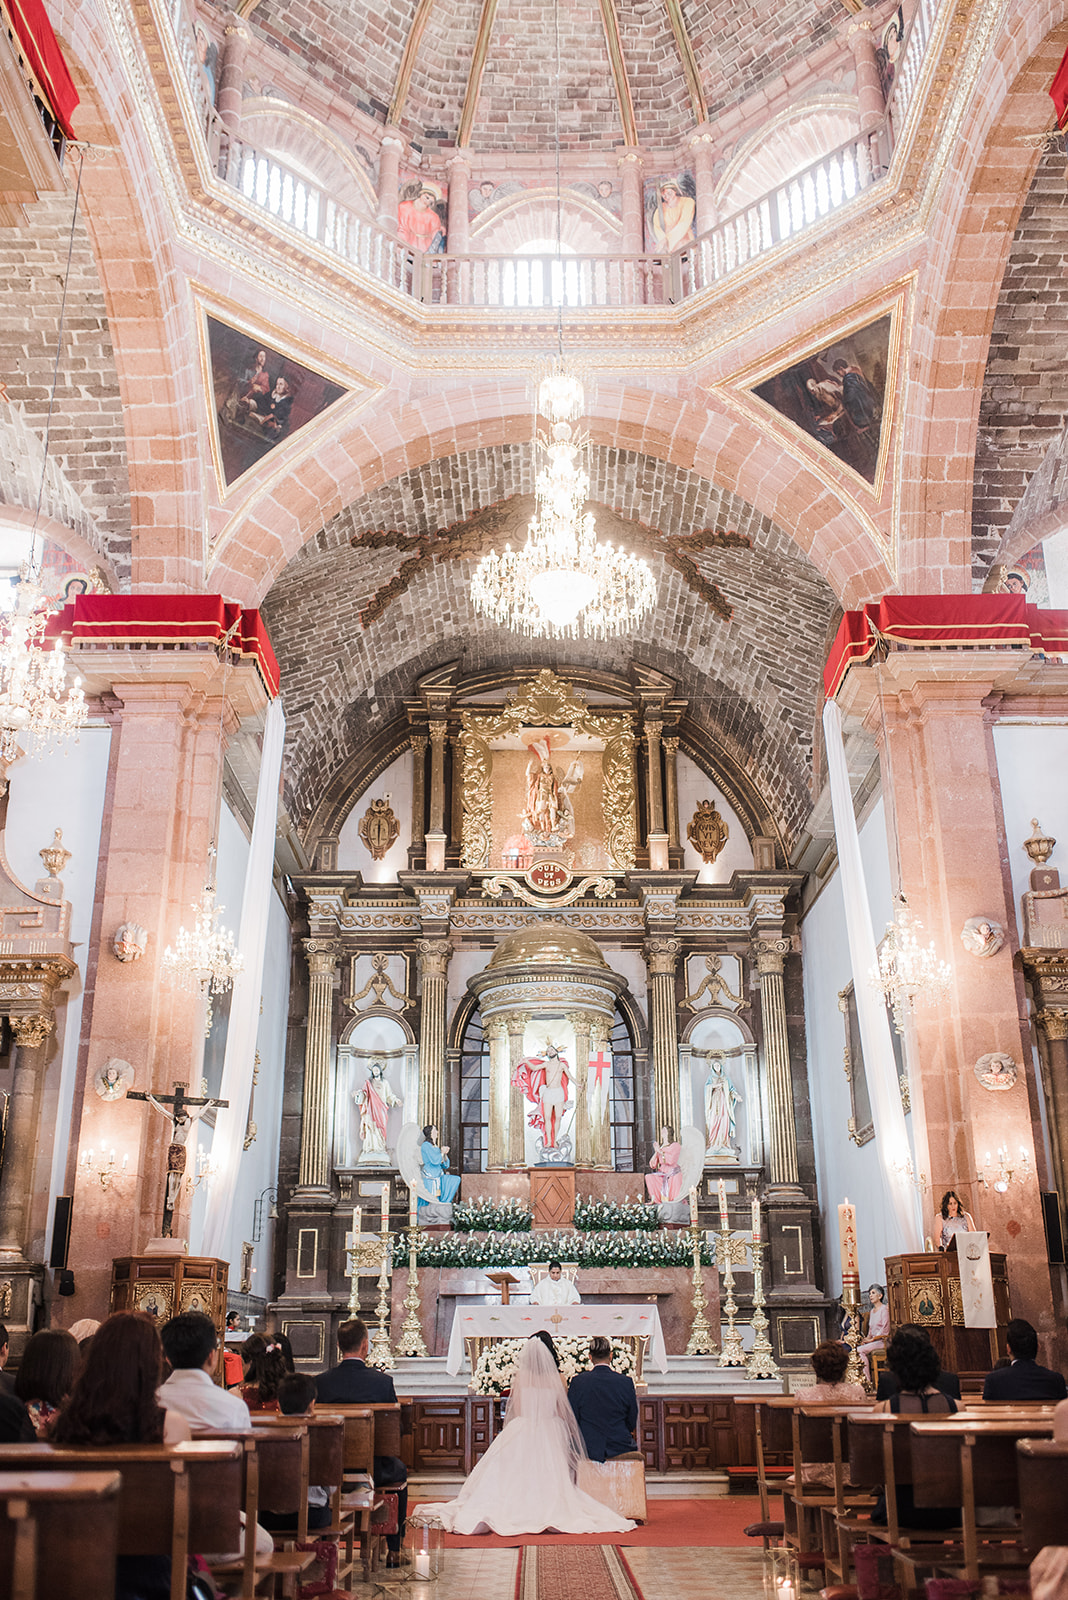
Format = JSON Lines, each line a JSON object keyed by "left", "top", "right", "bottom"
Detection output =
{"left": 822, "top": 698, "right": 922, "bottom": 1252}
{"left": 200, "top": 696, "right": 286, "bottom": 1262}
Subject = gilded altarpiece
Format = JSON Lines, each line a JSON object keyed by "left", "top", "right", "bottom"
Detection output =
{"left": 459, "top": 671, "right": 637, "bottom": 873}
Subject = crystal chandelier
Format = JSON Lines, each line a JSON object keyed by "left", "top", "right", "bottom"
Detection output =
{"left": 0, "top": 571, "right": 86, "bottom": 771}
{"left": 870, "top": 894, "right": 952, "bottom": 1035}
{"left": 162, "top": 847, "right": 244, "bottom": 1031}
{"left": 471, "top": 362, "right": 656, "bottom": 637}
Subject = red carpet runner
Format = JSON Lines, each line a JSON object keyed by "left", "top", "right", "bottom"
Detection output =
{"left": 515, "top": 1545, "right": 645, "bottom": 1600}
{"left": 423, "top": 1495, "right": 779, "bottom": 1549}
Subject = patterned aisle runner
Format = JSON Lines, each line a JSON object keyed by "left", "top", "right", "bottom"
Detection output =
{"left": 515, "top": 1545, "right": 645, "bottom": 1600}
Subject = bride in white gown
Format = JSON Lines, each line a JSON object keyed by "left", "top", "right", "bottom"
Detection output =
{"left": 418, "top": 1336, "right": 636, "bottom": 1536}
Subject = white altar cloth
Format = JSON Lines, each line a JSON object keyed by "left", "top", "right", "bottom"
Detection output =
{"left": 446, "top": 1303, "right": 669, "bottom": 1374}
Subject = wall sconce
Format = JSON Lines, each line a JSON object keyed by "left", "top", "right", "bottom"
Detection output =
{"left": 185, "top": 1145, "right": 216, "bottom": 1192}
{"left": 890, "top": 1153, "right": 929, "bottom": 1194}
{"left": 977, "top": 1145, "right": 1030, "bottom": 1193}
{"left": 80, "top": 1144, "right": 129, "bottom": 1190}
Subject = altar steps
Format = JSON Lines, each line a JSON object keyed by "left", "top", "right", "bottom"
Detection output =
{"left": 410, "top": 1469, "right": 732, "bottom": 1500}
{"left": 385, "top": 1356, "right": 784, "bottom": 1399}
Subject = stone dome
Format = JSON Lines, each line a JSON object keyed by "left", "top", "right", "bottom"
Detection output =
{"left": 487, "top": 921, "right": 609, "bottom": 970}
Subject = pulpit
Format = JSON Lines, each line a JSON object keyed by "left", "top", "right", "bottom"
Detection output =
{"left": 885, "top": 1250, "right": 1010, "bottom": 1377}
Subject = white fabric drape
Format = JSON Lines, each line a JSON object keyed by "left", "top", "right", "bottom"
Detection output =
{"left": 200, "top": 697, "right": 286, "bottom": 1262}
{"left": 822, "top": 698, "right": 922, "bottom": 1252}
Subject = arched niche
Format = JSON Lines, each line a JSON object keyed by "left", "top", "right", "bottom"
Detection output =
{"left": 679, "top": 1009, "right": 763, "bottom": 1170}
{"left": 333, "top": 1010, "right": 417, "bottom": 1172}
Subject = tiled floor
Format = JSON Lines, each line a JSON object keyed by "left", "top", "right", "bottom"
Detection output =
{"left": 362, "top": 1545, "right": 769, "bottom": 1599}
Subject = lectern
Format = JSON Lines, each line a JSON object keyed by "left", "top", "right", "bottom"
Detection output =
{"left": 884, "top": 1249, "right": 1010, "bottom": 1377}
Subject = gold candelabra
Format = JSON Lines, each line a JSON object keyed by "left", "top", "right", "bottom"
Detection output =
{"left": 367, "top": 1217, "right": 396, "bottom": 1371}
{"left": 841, "top": 1270, "right": 868, "bottom": 1391}
{"left": 685, "top": 1223, "right": 718, "bottom": 1356}
{"left": 716, "top": 1227, "right": 748, "bottom": 1367}
{"left": 745, "top": 1240, "right": 780, "bottom": 1380}
{"left": 395, "top": 1219, "right": 430, "bottom": 1358}
{"left": 345, "top": 1234, "right": 382, "bottom": 1317}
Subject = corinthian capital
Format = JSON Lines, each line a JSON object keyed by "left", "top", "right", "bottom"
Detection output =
{"left": 417, "top": 938, "right": 453, "bottom": 980}
{"left": 12, "top": 1013, "right": 53, "bottom": 1049}
{"left": 1038, "top": 1007, "right": 1068, "bottom": 1041}
{"left": 644, "top": 937, "right": 681, "bottom": 976}
{"left": 753, "top": 937, "right": 790, "bottom": 977}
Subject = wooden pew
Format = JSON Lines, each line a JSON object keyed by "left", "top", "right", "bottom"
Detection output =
{"left": 1016, "top": 1438, "right": 1068, "bottom": 1557}
{"left": 792, "top": 1405, "right": 877, "bottom": 1581}
{"left": 909, "top": 1415, "right": 1055, "bottom": 1581}
{"left": 192, "top": 1424, "right": 316, "bottom": 1598}
{"left": 254, "top": 1411, "right": 354, "bottom": 1588}
{"left": 319, "top": 1405, "right": 386, "bottom": 1576}
{"left": 848, "top": 1412, "right": 964, "bottom": 1595}
{"left": 0, "top": 1469, "right": 121, "bottom": 1600}
{"left": 0, "top": 1441, "right": 242, "bottom": 1600}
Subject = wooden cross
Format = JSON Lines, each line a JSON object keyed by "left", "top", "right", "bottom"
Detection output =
{"left": 128, "top": 1080, "right": 229, "bottom": 1237}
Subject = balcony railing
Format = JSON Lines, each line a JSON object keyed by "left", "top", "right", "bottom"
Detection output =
{"left": 169, "top": 0, "right": 937, "bottom": 311}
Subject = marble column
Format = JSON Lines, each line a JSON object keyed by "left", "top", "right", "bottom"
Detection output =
{"left": 754, "top": 939, "right": 799, "bottom": 1186}
{"left": 0, "top": 1015, "right": 53, "bottom": 1258}
{"left": 486, "top": 1016, "right": 510, "bottom": 1169}
{"left": 663, "top": 735, "right": 681, "bottom": 853}
{"left": 847, "top": 20, "right": 886, "bottom": 132}
{"left": 409, "top": 732, "right": 427, "bottom": 855}
{"left": 590, "top": 1014, "right": 614, "bottom": 1168}
{"left": 217, "top": 23, "right": 248, "bottom": 129}
{"left": 571, "top": 1012, "right": 593, "bottom": 1166}
{"left": 426, "top": 720, "right": 448, "bottom": 870}
{"left": 445, "top": 150, "right": 471, "bottom": 305}
{"left": 618, "top": 148, "right": 645, "bottom": 305}
{"left": 1036, "top": 1007, "right": 1068, "bottom": 1206}
{"left": 417, "top": 939, "right": 452, "bottom": 1135}
{"left": 644, "top": 938, "right": 681, "bottom": 1136}
{"left": 296, "top": 942, "right": 339, "bottom": 1198}
{"left": 377, "top": 130, "right": 405, "bottom": 230}
{"left": 506, "top": 1012, "right": 530, "bottom": 1166}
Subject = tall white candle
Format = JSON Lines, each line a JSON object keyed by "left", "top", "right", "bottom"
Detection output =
{"left": 381, "top": 1182, "right": 390, "bottom": 1226}
{"left": 353, "top": 1205, "right": 361, "bottom": 1241}
{"left": 751, "top": 1196, "right": 761, "bottom": 1242}
{"left": 717, "top": 1179, "right": 729, "bottom": 1230}
{"left": 689, "top": 1186, "right": 698, "bottom": 1225}
{"left": 838, "top": 1197, "right": 858, "bottom": 1274}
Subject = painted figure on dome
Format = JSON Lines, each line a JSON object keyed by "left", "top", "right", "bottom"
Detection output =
{"left": 648, "top": 175, "right": 696, "bottom": 251}
{"left": 397, "top": 181, "right": 447, "bottom": 254}
{"left": 355, "top": 1062, "right": 401, "bottom": 1162}
{"left": 512, "top": 1039, "right": 572, "bottom": 1151}
{"left": 418, "top": 1124, "right": 461, "bottom": 1209}
{"left": 645, "top": 1125, "right": 682, "bottom": 1203}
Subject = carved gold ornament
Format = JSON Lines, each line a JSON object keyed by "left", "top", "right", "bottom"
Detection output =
{"left": 39, "top": 829, "right": 71, "bottom": 879}
{"left": 687, "top": 799, "right": 729, "bottom": 863}
{"left": 358, "top": 796, "right": 400, "bottom": 861}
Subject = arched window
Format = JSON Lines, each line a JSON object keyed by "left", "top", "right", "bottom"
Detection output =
{"left": 459, "top": 1009, "right": 490, "bottom": 1172}
{"left": 610, "top": 1010, "right": 637, "bottom": 1170}
{"left": 503, "top": 240, "right": 585, "bottom": 309}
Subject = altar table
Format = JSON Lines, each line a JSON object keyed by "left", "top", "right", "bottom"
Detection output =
{"left": 446, "top": 1303, "right": 669, "bottom": 1374}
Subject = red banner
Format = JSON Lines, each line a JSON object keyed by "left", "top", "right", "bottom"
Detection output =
{"left": 2, "top": 0, "right": 79, "bottom": 139}
{"left": 1051, "top": 43, "right": 1068, "bottom": 131}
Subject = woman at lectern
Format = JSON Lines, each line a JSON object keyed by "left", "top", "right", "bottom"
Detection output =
{"left": 936, "top": 1190, "right": 975, "bottom": 1251}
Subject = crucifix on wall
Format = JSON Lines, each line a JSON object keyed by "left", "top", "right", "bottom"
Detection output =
{"left": 128, "top": 1080, "right": 229, "bottom": 1237}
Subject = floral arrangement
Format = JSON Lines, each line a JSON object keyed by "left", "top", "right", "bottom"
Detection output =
{"left": 470, "top": 1335, "right": 638, "bottom": 1395}
{"left": 452, "top": 1195, "right": 533, "bottom": 1233}
{"left": 406, "top": 1227, "right": 711, "bottom": 1269}
{"left": 573, "top": 1194, "right": 659, "bottom": 1232}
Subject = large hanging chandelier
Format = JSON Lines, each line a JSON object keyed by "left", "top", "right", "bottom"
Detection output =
{"left": 471, "top": 362, "right": 656, "bottom": 638}
{"left": 162, "top": 845, "right": 244, "bottom": 1032}
{"left": 870, "top": 894, "right": 952, "bottom": 1035}
{"left": 0, "top": 572, "right": 86, "bottom": 770}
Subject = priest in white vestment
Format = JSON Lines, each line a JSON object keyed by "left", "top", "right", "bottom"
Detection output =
{"left": 530, "top": 1260, "right": 580, "bottom": 1305}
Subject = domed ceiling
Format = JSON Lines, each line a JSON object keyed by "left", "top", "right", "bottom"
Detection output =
{"left": 240, "top": 0, "right": 848, "bottom": 153}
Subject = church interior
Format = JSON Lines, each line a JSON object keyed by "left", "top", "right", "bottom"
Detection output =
{"left": 1, "top": 0, "right": 1068, "bottom": 1590}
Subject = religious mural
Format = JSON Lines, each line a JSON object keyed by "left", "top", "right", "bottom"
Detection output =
{"left": 751, "top": 312, "right": 891, "bottom": 486}
{"left": 983, "top": 542, "right": 1050, "bottom": 604}
{"left": 469, "top": 177, "right": 622, "bottom": 223}
{"left": 644, "top": 171, "right": 697, "bottom": 252}
{"left": 397, "top": 174, "right": 447, "bottom": 253}
{"left": 206, "top": 315, "right": 347, "bottom": 489}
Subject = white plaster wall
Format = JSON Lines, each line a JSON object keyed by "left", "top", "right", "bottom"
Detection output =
{"left": 676, "top": 753, "right": 754, "bottom": 882}
{"left": 190, "top": 802, "right": 290, "bottom": 1297}
{"left": 603, "top": 946, "right": 648, "bottom": 1025}
{"left": 337, "top": 752, "right": 412, "bottom": 881}
{"left": 448, "top": 947, "right": 491, "bottom": 1013}
{"left": 991, "top": 720, "right": 1068, "bottom": 935}
{"left": 3, "top": 728, "right": 111, "bottom": 1266}
{"left": 801, "top": 797, "right": 912, "bottom": 1295}
{"left": 1043, "top": 530, "right": 1068, "bottom": 609}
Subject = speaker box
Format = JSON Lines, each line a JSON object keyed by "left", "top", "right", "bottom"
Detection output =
{"left": 1041, "top": 1190, "right": 1065, "bottom": 1265}
{"left": 50, "top": 1195, "right": 73, "bottom": 1270}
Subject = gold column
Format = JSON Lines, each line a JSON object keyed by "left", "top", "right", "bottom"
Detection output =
{"left": 486, "top": 1015, "right": 510, "bottom": 1169}
{"left": 417, "top": 938, "right": 452, "bottom": 1134}
{"left": 571, "top": 1012, "right": 593, "bottom": 1167}
{"left": 506, "top": 1012, "right": 530, "bottom": 1166}
{"left": 296, "top": 942, "right": 339, "bottom": 1195}
{"left": 1036, "top": 1007, "right": 1068, "bottom": 1204}
{"left": 426, "top": 720, "right": 448, "bottom": 870}
{"left": 450, "top": 731, "right": 464, "bottom": 851}
{"left": 409, "top": 732, "right": 427, "bottom": 854}
{"left": 644, "top": 938, "right": 681, "bottom": 1135}
{"left": 590, "top": 1013, "right": 614, "bottom": 1168}
{"left": 644, "top": 714, "right": 665, "bottom": 836}
{"left": 663, "top": 735, "right": 680, "bottom": 853}
{"left": 755, "top": 939, "right": 799, "bottom": 1185}
{"left": 0, "top": 1015, "right": 53, "bottom": 1258}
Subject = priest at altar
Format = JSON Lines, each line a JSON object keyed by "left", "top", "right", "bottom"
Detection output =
{"left": 530, "top": 1261, "right": 581, "bottom": 1306}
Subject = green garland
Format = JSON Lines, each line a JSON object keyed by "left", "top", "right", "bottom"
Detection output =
{"left": 407, "top": 1228, "right": 711, "bottom": 1269}
{"left": 452, "top": 1196, "right": 533, "bottom": 1233}
{"left": 573, "top": 1195, "right": 659, "bottom": 1232}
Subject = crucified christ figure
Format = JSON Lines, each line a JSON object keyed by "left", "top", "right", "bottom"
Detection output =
{"left": 128, "top": 1080, "right": 228, "bottom": 1237}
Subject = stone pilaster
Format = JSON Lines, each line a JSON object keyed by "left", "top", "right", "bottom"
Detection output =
{"left": 1035, "top": 1006, "right": 1068, "bottom": 1207}
{"left": 663, "top": 735, "right": 680, "bottom": 853}
{"left": 296, "top": 941, "right": 339, "bottom": 1200}
{"left": 217, "top": 23, "right": 248, "bottom": 128}
{"left": 644, "top": 938, "right": 681, "bottom": 1135}
{"left": 0, "top": 1015, "right": 54, "bottom": 1259}
{"left": 688, "top": 126, "right": 716, "bottom": 232}
{"left": 846, "top": 19, "right": 886, "bottom": 132}
{"left": 417, "top": 938, "right": 452, "bottom": 1134}
{"left": 409, "top": 731, "right": 427, "bottom": 854}
{"left": 377, "top": 129, "right": 405, "bottom": 230}
{"left": 753, "top": 938, "right": 799, "bottom": 1186}
{"left": 426, "top": 719, "right": 448, "bottom": 868}
{"left": 618, "top": 149, "right": 645, "bottom": 253}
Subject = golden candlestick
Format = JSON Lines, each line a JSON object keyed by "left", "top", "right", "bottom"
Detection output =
{"left": 745, "top": 1240, "right": 780, "bottom": 1380}
{"left": 685, "top": 1223, "right": 718, "bottom": 1356}
{"left": 716, "top": 1227, "right": 748, "bottom": 1367}
{"left": 367, "top": 1217, "right": 396, "bottom": 1371}
{"left": 842, "top": 1270, "right": 867, "bottom": 1391}
{"left": 395, "top": 1223, "right": 430, "bottom": 1358}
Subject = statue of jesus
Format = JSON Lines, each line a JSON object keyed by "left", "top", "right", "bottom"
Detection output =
{"left": 512, "top": 1039, "right": 572, "bottom": 1151}
{"left": 355, "top": 1061, "right": 401, "bottom": 1162}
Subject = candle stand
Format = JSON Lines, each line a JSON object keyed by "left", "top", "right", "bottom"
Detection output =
{"left": 367, "top": 1221, "right": 396, "bottom": 1371}
{"left": 745, "top": 1240, "right": 780, "bottom": 1379}
{"left": 841, "top": 1269, "right": 867, "bottom": 1391}
{"left": 716, "top": 1228, "right": 748, "bottom": 1367}
{"left": 395, "top": 1224, "right": 430, "bottom": 1358}
{"left": 345, "top": 1236, "right": 383, "bottom": 1316}
{"left": 685, "top": 1223, "right": 718, "bottom": 1356}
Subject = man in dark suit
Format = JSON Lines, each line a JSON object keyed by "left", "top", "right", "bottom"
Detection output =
{"left": 567, "top": 1336, "right": 639, "bottom": 1462}
{"left": 875, "top": 1323, "right": 962, "bottom": 1402}
{"left": 982, "top": 1318, "right": 1067, "bottom": 1401}
{"left": 0, "top": 1325, "right": 13, "bottom": 1396}
{"left": 316, "top": 1318, "right": 407, "bottom": 1563}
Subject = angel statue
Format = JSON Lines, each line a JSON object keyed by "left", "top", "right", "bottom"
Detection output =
{"left": 653, "top": 1126, "right": 707, "bottom": 1225}
{"left": 396, "top": 1121, "right": 459, "bottom": 1225}
{"left": 522, "top": 738, "right": 583, "bottom": 847}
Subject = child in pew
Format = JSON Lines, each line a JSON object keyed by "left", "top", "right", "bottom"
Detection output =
{"left": 257, "top": 1373, "right": 335, "bottom": 1533}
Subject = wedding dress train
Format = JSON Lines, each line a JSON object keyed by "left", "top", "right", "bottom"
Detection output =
{"left": 418, "top": 1338, "right": 636, "bottom": 1536}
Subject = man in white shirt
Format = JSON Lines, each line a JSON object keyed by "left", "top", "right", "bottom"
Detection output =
{"left": 160, "top": 1312, "right": 254, "bottom": 1429}
{"left": 529, "top": 1260, "right": 581, "bottom": 1305}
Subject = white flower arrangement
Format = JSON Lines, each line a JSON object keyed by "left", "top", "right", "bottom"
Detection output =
{"left": 453, "top": 1195, "right": 533, "bottom": 1233}
{"left": 471, "top": 1335, "right": 637, "bottom": 1395}
{"left": 573, "top": 1194, "right": 659, "bottom": 1232}
{"left": 409, "top": 1226, "right": 709, "bottom": 1269}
